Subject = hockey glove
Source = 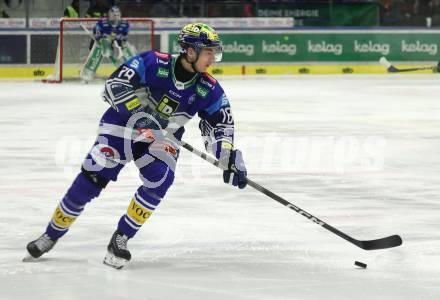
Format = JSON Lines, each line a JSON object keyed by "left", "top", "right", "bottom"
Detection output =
{"left": 221, "top": 149, "right": 247, "bottom": 189}
{"left": 436, "top": 62, "right": 440, "bottom": 73}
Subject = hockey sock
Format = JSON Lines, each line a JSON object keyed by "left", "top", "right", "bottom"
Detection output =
{"left": 117, "top": 186, "right": 161, "bottom": 238}
{"left": 45, "top": 173, "right": 103, "bottom": 240}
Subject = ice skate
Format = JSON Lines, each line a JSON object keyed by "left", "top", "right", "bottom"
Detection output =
{"left": 24, "top": 233, "right": 57, "bottom": 261}
{"left": 103, "top": 229, "right": 131, "bottom": 269}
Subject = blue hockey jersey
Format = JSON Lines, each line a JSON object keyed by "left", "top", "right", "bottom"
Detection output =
{"left": 102, "top": 51, "right": 235, "bottom": 159}
{"left": 94, "top": 19, "right": 130, "bottom": 43}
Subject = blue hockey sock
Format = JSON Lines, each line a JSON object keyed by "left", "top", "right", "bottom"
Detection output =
{"left": 46, "top": 172, "right": 102, "bottom": 240}
{"left": 117, "top": 186, "right": 161, "bottom": 238}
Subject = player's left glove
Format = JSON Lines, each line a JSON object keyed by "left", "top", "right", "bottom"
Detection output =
{"left": 436, "top": 61, "right": 440, "bottom": 73}
{"left": 220, "top": 149, "right": 247, "bottom": 189}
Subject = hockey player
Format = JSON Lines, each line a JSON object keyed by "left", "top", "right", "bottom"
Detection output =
{"left": 25, "top": 23, "right": 247, "bottom": 269}
{"left": 80, "top": 6, "right": 135, "bottom": 82}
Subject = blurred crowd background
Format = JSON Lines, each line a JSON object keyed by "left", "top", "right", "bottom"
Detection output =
{"left": 0, "top": 0, "right": 438, "bottom": 27}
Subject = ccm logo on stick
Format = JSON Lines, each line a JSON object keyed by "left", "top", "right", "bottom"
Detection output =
{"left": 286, "top": 204, "right": 325, "bottom": 226}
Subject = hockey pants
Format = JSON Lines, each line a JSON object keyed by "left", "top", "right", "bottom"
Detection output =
{"left": 45, "top": 108, "right": 178, "bottom": 240}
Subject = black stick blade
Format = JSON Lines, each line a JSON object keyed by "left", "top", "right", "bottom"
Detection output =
{"left": 357, "top": 235, "right": 402, "bottom": 250}
{"left": 379, "top": 57, "right": 435, "bottom": 73}
{"left": 388, "top": 66, "right": 426, "bottom": 73}
{"left": 387, "top": 66, "right": 400, "bottom": 73}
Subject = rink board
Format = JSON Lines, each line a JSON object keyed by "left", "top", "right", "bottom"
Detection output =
{"left": 0, "top": 63, "right": 436, "bottom": 80}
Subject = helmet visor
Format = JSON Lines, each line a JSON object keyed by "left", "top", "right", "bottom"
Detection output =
{"left": 212, "top": 45, "right": 223, "bottom": 62}
{"left": 198, "top": 43, "right": 222, "bottom": 63}
{"left": 214, "top": 52, "right": 222, "bottom": 63}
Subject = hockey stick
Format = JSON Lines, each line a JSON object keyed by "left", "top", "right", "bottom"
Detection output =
{"left": 181, "top": 141, "right": 402, "bottom": 251}
{"left": 79, "top": 23, "right": 97, "bottom": 42}
{"left": 379, "top": 56, "right": 436, "bottom": 73}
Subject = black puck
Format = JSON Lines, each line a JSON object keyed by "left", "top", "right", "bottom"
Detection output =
{"left": 354, "top": 261, "right": 367, "bottom": 268}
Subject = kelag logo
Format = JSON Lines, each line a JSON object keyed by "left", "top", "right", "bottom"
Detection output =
{"left": 354, "top": 40, "right": 390, "bottom": 55}
{"left": 401, "top": 40, "right": 437, "bottom": 55}
{"left": 308, "top": 41, "right": 343, "bottom": 56}
{"left": 262, "top": 40, "right": 297, "bottom": 55}
{"left": 222, "top": 42, "right": 254, "bottom": 56}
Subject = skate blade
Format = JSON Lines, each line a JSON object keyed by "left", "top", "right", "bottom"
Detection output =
{"left": 22, "top": 254, "right": 38, "bottom": 262}
{"left": 103, "top": 251, "right": 129, "bottom": 269}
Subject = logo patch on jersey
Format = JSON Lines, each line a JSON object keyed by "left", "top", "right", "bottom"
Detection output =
{"left": 157, "top": 58, "right": 169, "bottom": 65}
{"left": 168, "top": 90, "right": 182, "bottom": 99}
{"left": 137, "top": 128, "right": 155, "bottom": 140}
{"left": 125, "top": 98, "right": 141, "bottom": 110}
{"left": 90, "top": 144, "right": 120, "bottom": 168}
{"left": 130, "top": 59, "right": 140, "bottom": 69}
{"left": 156, "top": 68, "right": 169, "bottom": 78}
{"left": 150, "top": 141, "right": 178, "bottom": 158}
{"left": 175, "top": 81, "right": 185, "bottom": 90}
{"left": 156, "top": 95, "right": 179, "bottom": 117}
{"left": 200, "top": 78, "right": 215, "bottom": 90}
{"left": 196, "top": 85, "right": 209, "bottom": 98}
{"left": 220, "top": 93, "right": 229, "bottom": 106}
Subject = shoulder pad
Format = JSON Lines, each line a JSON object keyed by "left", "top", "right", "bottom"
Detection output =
{"left": 137, "top": 51, "right": 168, "bottom": 77}
{"left": 154, "top": 51, "right": 171, "bottom": 60}
{"left": 139, "top": 50, "right": 154, "bottom": 61}
{"left": 202, "top": 72, "right": 217, "bottom": 85}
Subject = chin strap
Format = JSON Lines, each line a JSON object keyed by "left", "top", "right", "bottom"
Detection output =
{"left": 183, "top": 50, "right": 200, "bottom": 73}
{"left": 191, "top": 62, "right": 198, "bottom": 73}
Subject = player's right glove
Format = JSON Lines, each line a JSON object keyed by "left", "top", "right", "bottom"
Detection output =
{"left": 219, "top": 147, "right": 247, "bottom": 189}
{"left": 436, "top": 62, "right": 440, "bottom": 73}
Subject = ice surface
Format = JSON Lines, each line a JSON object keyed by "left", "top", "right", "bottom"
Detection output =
{"left": 0, "top": 76, "right": 439, "bottom": 300}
